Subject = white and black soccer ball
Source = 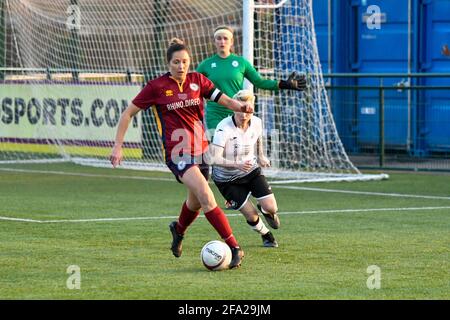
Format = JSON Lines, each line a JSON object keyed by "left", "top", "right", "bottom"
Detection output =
{"left": 200, "top": 240, "right": 232, "bottom": 271}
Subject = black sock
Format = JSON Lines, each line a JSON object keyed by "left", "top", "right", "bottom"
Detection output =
{"left": 246, "top": 217, "right": 260, "bottom": 227}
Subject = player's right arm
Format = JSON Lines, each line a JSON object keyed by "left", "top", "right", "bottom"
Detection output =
{"left": 111, "top": 81, "right": 156, "bottom": 167}
{"left": 110, "top": 103, "right": 141, "bottom": 168}
{"left": 196, "top": 59, "right": 207, "bottom": 76}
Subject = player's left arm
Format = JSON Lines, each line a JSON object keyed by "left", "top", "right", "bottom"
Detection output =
{"left": 244, "top": 59, "right": 280, "bottom": 91}
{"left": 256, "top": 136, "right": 270, "bottom": 168}
{"left": 216, "top": 93, "right": 253, "bottom": 113}
{"left": 199, "top": 73, "right": 253, "bottom": 113}
{"left": 244, "top": 59, "right": 307, "bottom": 92}
{"left": 278, "top": 71, "right": 307, "bottom": 91}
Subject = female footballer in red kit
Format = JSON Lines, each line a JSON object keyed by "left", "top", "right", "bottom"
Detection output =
{"left": 110, "top": 38, "right": 251, "bottom": 269}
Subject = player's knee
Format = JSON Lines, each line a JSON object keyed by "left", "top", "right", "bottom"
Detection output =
{"left": 196, "top": 188, "right": 216, "bottom": 210}
{"left": 186, "top": 199, "right": 201, "bottom": 212}
{"left": 262, "top": 203, "right": 278, "bottom": 215}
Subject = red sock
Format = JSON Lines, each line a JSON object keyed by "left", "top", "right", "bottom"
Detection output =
{"left": 176, "top": 201, "right": 200, "bottom": 234}
{"left": 204, "top": 206, "right": 239, "bottom": 248}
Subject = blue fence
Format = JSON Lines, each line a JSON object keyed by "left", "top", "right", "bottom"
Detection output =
{"left": 309, "top": 0, "right": 450, "bottom": 156}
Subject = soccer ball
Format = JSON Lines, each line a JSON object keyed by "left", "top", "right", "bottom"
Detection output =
{"left": 200, "top": 240, "right": 232, "bottom": 271}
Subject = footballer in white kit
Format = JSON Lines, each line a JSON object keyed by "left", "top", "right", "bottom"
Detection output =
{"left": 212, "top": 115, "right": 261, "bottom": 184}
{"left": 210, "top": 90, "right": 281, "bottom": 248}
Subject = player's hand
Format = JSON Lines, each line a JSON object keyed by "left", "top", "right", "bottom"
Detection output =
{"left": 237, "top": 160, "right": 253, "bottom": 172}
{"left": 258, "top": 156, "right": 271, "bottom": 168}
{"left": 239, "top": 101, "right": 254, "bottom": 113}
{"left": 279, "top": 71, "right": 307, "bottom": 91}
{"left": 110, "top": 144, "right": 123, "bottom": 168}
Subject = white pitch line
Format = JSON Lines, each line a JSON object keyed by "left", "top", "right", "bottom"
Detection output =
{"left": 1, "top": 206, "right": 449, "bottom": 224}
{"left": 37, "top": 213, "right": 245, "bottom": 223}
{"left": 42, "top": 215, "right": 181, "bottom": 223}
{"left": 0, "top": 167, "right": 174, "bottom": 182}
{"left": 1, "top": 167, "right": 449, "bottom": 201}
{"left": 275, "top": 185, "right": 450, "bottom": 201}
{"left": 279, "top": 206, "right": 450, "bottom": 215}
{"left": 0, "top": 216, "right": 42, "bottom": 223}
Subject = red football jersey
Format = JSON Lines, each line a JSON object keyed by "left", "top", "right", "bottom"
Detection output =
{"left": 132, "top": 72, "right": 221, "bottom": 161}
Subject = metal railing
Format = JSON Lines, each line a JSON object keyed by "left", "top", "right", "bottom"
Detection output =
{"left": 323, "top": 73, "right": 450, "bottom": 172}
{"left": 1, "top": 68, "right": 449, "bottom": 171}
{"left": 0, "top": 67, "right": 165, "bottom": 82}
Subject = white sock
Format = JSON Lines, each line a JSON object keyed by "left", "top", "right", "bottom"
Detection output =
{"left": 248, "top": 217, "right": 270, "bottom": 235}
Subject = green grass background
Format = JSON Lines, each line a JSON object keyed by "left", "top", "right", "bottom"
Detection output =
{"left": 0, "top": 163, "right": 448, "bottom": 299}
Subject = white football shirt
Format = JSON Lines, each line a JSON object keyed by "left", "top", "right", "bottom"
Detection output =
{"left": 212, "top": 115, "right": 262, "bottom": 182}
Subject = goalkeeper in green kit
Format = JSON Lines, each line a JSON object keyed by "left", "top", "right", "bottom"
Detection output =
{"left": 197, "top": 25, "right": 307, "bottom": 137}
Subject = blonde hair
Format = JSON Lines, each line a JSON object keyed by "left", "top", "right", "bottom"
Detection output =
{"left": 233, "top": 89, "right": 255, "bottom": 105}
{"left": 214, "top": 25, "right": 234, "bottom": 37}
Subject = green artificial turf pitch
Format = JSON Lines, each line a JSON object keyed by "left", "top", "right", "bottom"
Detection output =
{"left": 0, "top": 163, "right": 448, "bottom": 299}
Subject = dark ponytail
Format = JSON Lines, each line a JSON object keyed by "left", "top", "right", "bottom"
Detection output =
{"left": 166, "top": 38, "right": 190, "bottom": 62}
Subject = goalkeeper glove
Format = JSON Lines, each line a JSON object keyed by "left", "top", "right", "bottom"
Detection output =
{"left": 279, "top": 71, "right": 307, "bottom": 91}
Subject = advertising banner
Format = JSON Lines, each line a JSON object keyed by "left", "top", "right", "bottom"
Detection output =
{"left": 0, "top": 83, "right": 142, "bottom": 143}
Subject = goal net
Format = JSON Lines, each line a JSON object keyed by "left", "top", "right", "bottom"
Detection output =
{"left": 0, "top": 0, "right": 388, "bottom": 182}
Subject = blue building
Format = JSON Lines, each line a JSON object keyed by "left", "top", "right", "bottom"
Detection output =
{"left": 312, "top": 0, "right": 450, "bottom": 156}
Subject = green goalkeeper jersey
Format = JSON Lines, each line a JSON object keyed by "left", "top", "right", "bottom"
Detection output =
{"left": 197, "top": 53, "right": 279, "bottom": 131}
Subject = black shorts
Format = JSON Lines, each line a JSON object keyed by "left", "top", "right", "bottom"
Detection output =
{"left": 167, "top": 154, "right": 209, "bottom": 184}
{"left": 214, "top": 168, "right": 273, "bottom": 210}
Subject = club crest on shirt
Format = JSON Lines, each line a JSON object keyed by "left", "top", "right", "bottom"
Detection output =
{"left": 232, "top": 60, "right": 239, "bottom": 67}
{"left": 165, "top": 89, "right": 173, "bottom": 97}
{"left": 190, "top": 83, "right": 199, "bottom": 91}
{"left": 211, "top": 62, "right": 217, "bottom": 68}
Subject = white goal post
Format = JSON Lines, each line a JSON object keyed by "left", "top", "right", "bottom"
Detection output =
{"left": 0, "top": 0, "right": 388, "bottom": 183}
